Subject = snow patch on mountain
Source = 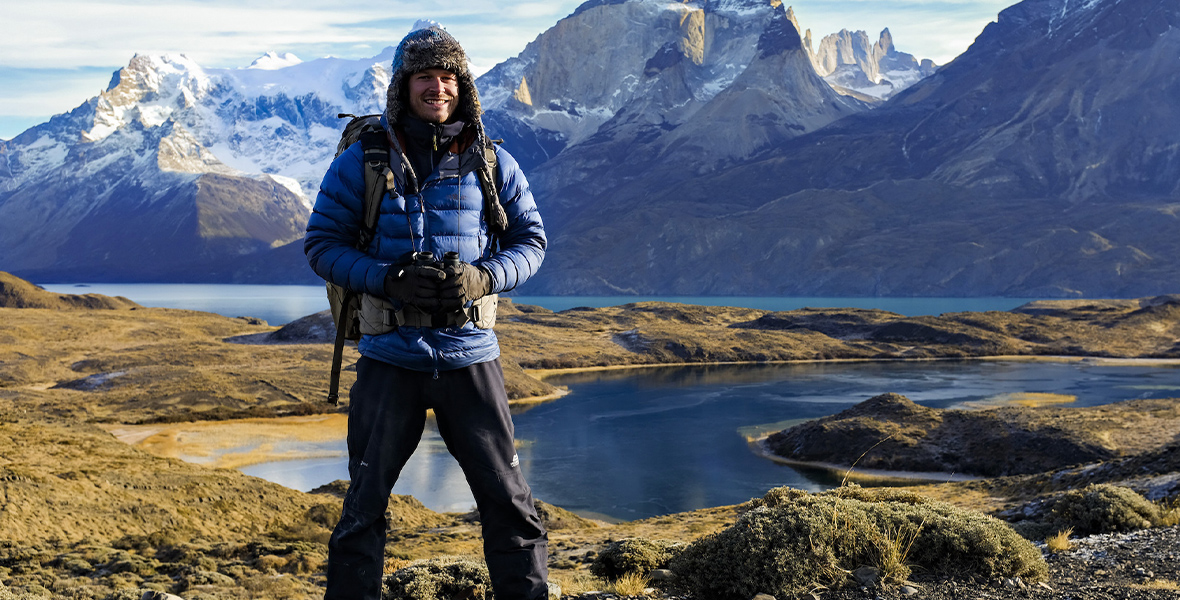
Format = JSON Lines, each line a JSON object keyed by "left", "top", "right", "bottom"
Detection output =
{"left": 248, "top": 52, "right": 303, "bottom": 70}
{"left": 1, "top": 47, "right": 404, "bottom": 208}
{"left": 706, "top": 0, "right": 773, "bottom": 17}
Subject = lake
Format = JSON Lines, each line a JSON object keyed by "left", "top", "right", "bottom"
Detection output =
{"left": 241, "top": 360, "right": 1180, "bottom": 520}
{"left": 40, "top": 284, "right": 1172, "bottom": 520}
{"left": 39, "top": 282, "right": 1043, "bottom": 324}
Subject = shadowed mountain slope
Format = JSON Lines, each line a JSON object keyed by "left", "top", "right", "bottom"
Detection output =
{"left": 523, "top": 0, "right": 1180, "bottom": 297}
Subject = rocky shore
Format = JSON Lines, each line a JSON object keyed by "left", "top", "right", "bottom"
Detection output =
{"left": 2, "top": 272, "right": 1179, "bottom": 599}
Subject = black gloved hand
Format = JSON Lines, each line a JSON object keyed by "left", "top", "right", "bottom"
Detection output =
{"left": 439, "top": 262, "right": 492, "bottom": 312}
{"left": 385, "top": 263, "right": 446, "bottom": 312}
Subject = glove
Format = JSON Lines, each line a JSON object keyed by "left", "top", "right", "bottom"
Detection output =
{"left": 439, "top": 262, "right": 492, "bottom": 312}
{"left": 384, "top": 263, "right": 446, "bottom": 312}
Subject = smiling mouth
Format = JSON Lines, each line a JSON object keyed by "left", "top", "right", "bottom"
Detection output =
{"left": 423, "top": 97, "right": 453, "bottom": 106}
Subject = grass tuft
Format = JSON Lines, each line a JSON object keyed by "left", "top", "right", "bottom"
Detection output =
{"left": 610, "top": 571, "right": 651, "bottom": 596}
{"left": 551, "top": 571, "right": 608, "bottom": 595}
{"left": 1157, "top": 498, "right": 1180, "bottom": 527}
{"left": 1044, "top": 528, "right": 1073, "bottom": 554}
{"left": 1134, "top": 579, "right": 1180, "bottom": 591}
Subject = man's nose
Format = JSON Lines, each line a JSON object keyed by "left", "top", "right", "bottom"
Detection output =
{"left": 427, "top": 78, "right": 447, "bottom": 93}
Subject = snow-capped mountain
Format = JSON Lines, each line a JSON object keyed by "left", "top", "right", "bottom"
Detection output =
{"left": 0, "top": 49, "right": 399, "bottom": 281}
{"left": 3, "top": 48, "right": 395, "bottom": 206}
{"left": 0, "top": 0, "right": 936, "bottom": 283}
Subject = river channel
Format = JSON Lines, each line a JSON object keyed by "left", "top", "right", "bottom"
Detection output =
{"left": 238, "top": 359, "right": 1180, "bottom": 521}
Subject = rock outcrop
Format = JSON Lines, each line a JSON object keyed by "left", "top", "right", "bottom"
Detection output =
{"left": 765, "top": 393, "right": 1180, "bottom": 477}
{"left": 807, "top": 28, "right": 938, "bottom": 100}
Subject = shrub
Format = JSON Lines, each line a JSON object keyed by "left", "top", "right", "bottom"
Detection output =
{"left": 384, "top": 557, "right": 491, "bottom": 600}
{"left": 101, "top": 590, "right": 142, "bottom": 600}
{"left": 669, "top": 486, "right": 1047, "bottom": 600}
{"left": 589, "top": 538, "right": 685, "bottom": 580}
{"left": 0, "top": 581, "right": 51, "bottom": 600}
{"left": 1045, "top": 484, "right": 1161, "bottom": 536}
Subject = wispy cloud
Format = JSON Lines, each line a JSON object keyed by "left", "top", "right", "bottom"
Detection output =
{"left": 0, "top": 0, "right": 584, "bottom": 70}
{"left": 0, "top": 0, "right": 1018, "bottom": 139}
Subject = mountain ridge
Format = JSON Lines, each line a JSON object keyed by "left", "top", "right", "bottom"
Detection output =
{"left": 518, "top": 0, "right": 1180, "bottom": 297}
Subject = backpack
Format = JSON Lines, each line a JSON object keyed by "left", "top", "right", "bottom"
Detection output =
{"left": 323, "top": 113, "right": 507, "bottom": 404}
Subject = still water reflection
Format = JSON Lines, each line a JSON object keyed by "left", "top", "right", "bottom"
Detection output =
{"left": 241, "top": 360, "right": 1180, "bottom": 520}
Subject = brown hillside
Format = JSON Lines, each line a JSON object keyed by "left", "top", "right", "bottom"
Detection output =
{"left": 0, "top": 272, "right": 138, "bottom": 309}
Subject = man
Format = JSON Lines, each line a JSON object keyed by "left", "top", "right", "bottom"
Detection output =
{"left": 305, "top": 25, "right": 549, "bottom": 600}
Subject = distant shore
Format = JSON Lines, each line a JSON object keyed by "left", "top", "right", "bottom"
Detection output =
{"left": 749, "top": 438, "right": 984, "bottom": 484}
{"left": 527, "top": 354, "right": 1180, "bottom": 381}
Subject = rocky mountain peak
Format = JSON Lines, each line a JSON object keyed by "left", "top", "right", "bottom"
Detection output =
{"left": 785, "top": 5, "right": 801, "bottom": 32}
{"left": 86, "top": 54, "right": 212, "bottom": 143}
{"left": 876, "top": 27, "right": 894, "bottom": 54}
{"left": 757, "top": 4, "right": 805, "bottom": 58}
{"left": 809, "top": 26, "right": 935, "bottom": 101}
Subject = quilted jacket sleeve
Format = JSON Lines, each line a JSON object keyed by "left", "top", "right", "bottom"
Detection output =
{"left": 479, "top": 146, "right": 546, "bottom": 294}
{"left": 304, "top": 143, "right": 390, "bottom": 297}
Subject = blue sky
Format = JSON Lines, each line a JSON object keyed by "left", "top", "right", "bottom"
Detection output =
{"left": 0, "top": 0, "right": 1015, "bottom": 140}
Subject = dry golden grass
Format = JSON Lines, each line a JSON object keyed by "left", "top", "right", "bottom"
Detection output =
{"left": 1134, "top": 579, "right": 1180, "bottom": 591}
{"left": 551, "top": 571, "right": 609, "bottom": 595}
{"left": 870, "top": 521, "right": 925, "bottom": 583}
{"left": 1158, "top": 499, "right": 1180, "bottom": 527}
{"left": 610, "top": 571, "right": 651, "bottom": 596}
{"left": 1045, "top": 528, "right": 1074, "bottom": 553}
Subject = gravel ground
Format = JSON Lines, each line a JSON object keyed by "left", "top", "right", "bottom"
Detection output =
{"left": 564, "top": 525, "right": 1180, "bottom": 600}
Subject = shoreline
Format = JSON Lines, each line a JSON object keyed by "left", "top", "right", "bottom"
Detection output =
{"left": 525, "top": 353, "right": 1180, "bottom": 380}
{"left": 107, "top": 355, "right": 1176, "bottom": 475}
{"left": 748, "top": 438, "right": 984, "bottom": 484}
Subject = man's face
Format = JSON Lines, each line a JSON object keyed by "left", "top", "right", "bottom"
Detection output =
{"left": 407, "top": 68, "right": 460, "bottom": 123}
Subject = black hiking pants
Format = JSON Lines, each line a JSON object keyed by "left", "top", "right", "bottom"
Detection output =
{"left": 324, "top": 356, "right": 549, "bottom": 600}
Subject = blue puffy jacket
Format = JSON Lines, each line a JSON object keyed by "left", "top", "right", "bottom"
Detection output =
{"left": 305, "top": 120, "right": 545, "bottom": 373}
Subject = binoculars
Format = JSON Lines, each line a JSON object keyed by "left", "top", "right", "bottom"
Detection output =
{"left": 411, "top": 251, "right": 461, "bottom": 271}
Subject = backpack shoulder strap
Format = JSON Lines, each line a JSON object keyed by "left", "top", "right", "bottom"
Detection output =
{"left": 327, "top": 114, "right": 390, "bottom": 405}
{"left": 477, "top": 141, "right": 509, "bottom": 234}
{"left": 356, "top": 119, "right": 390, "bottom": 251}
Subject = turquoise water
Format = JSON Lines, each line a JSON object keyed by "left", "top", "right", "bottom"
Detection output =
{"left": 242, "top": 360, "right": 1180, "bottom": 519}
{"left": 38, "top": 283, "right": 1041, "bottom": 325}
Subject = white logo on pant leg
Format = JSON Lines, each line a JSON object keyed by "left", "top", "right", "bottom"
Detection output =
{"left": 510, "top": 453, "right": 519, "bottom": 468}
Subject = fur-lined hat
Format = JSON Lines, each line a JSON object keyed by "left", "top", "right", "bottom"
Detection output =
{"left": 385, "top": 26, "right": 485, "bottom": 141}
